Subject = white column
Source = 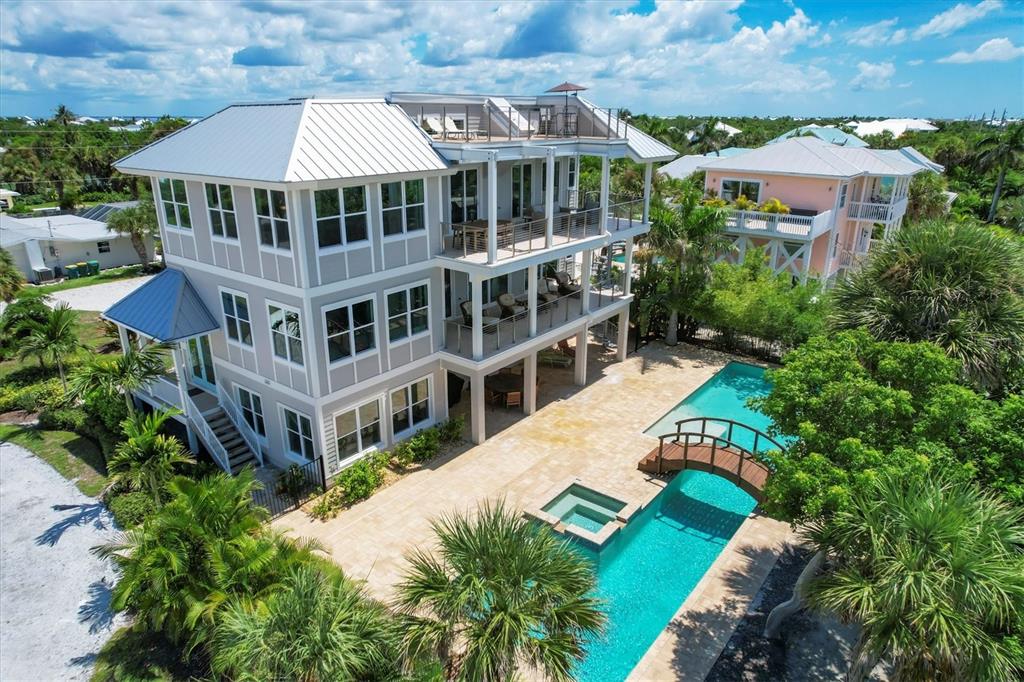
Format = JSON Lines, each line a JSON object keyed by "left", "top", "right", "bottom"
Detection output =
{"left": 599, "top": 156, "right": 610, "bottom": 232}
{"left": 623, "top": 236, "right": 634, "bottom": 296}
{"left": 616, "top": 309, "right": 629, "bottom": 362}
{"left": 172, "top": 344, "right": 198, "bottom": 453}
{"left": 574, "top": 327, "right": 589, "bottom": 386}
{"left": 527, "top": 264, "right": 538, "bottom": 337}
{"left": 471, "top": 274, "right": 484, "bottom": 360}
{"left": 117, "top": 325, "right": 130, "bottom": 354}
{"left": 545, "top": 149, "right": 555, "bottom": 247}
{"left": 437, "top": 369, "right": 450, "bottom": 421}
{"left": 642, "top": 162, "right": 653, "bottom": 223}
{"left": 523, "top": 352, "right": 538, "bottom": 415}
{"left": 580, "top": 249, "right": 593, "bottom": 313}
{"left": 487, "top": 153, "right": 498, "bottom": 264}
{"left": 802, "top": 240, "right": 813, "bottom": 283}
{"left": 470, "top": 372, "right": 486, "bottom": 444}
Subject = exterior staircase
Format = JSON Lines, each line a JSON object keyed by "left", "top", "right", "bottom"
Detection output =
{"left": 205, "top": 408, "right": 258, "bottom": 474}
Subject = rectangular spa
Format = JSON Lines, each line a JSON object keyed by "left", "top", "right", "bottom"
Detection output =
{"left": 526, "top": 479, "right": 640, "bottom": 548}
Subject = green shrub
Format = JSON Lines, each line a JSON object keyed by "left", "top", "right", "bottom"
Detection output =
{"left": 437, "top": 416, "right": 465, "bottom": 444}
{"left": 339, "top": 457, "right": 384, "bottom": 503}
{"left": 38, "top": 406, "right": 88, "bottom": 432}
{"left": 407, "top": 428, "right": 440, "bottom": 463}
{"left": 83, "top": 389, "right": 129, "bottom": 434}
{"left": 389, "top": 440, "right": 415, "bottom": 470}
{"left": 0, "top": 377, "right": 65, "bottom": 413}
{"left": 108, "top": 490, "right": 157, "bottom": 528}
{"left": 309, "top": 487, "right": 346, "bottom": 521}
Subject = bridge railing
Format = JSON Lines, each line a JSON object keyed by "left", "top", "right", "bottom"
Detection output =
{"left": 652, "top": 416, "right": 783, "bottom": 486}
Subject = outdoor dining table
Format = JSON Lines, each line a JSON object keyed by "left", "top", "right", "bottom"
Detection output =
{"left": 485, "top": 373, "right": 523, "bottom": 406}
{"left": 453, "top": 219, "right": 512, "bottom": 252}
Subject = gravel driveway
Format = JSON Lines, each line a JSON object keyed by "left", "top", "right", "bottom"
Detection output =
{"left": 0, "top": 442, "right": 125, "bottom": 681}
{"left": 46, "top": 275, "right": 154, "bottom": 311}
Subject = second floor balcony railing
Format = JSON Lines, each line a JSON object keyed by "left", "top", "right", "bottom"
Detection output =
{"left": 724, "top": 207, "right": 834, "bottom": 239}
{"left": 441, "top": 196, "right": 645, "bottom": 262}
{"left": 847, "top": 197, "right": 907, "bottom": 222}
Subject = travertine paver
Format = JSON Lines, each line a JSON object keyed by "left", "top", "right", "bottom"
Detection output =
{"left": 274, "top": 341, "right": 790, "bottom": 678}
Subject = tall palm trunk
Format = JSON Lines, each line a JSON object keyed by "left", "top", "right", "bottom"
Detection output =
{"left": 988, "top": 161, "right": 1007, "bottom": 222}
{"left": 665, "top": 309, "right": 679, "bottom": 345}
{"left": 130, "top": 234, "right": 149, "bottom": 266}
{"left": 57, "top": 359, "right": 67, "bottom": 391}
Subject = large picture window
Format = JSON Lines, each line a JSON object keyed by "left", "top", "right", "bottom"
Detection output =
{"left": 386, "top": 283, "right": 429, "bottom": 342}
{"left": 449, "top": 170, "right": 478, "bottom": 223}
{"left": 254, "top": 188, "right": 290, "bottom": 250}
{"left": 720, "top": 179, "right": 761, "bottom": 203}
{"left": 268, "top": 304, "right": 303, "bottom": 365}
{"left": 158, "top": 177, "right": 191, "bottom": 229}
{"left": 324, "top": 299, "right": 375, "bottom": 362}
{"left": 237, "top": 387, "right": 266, "bottom": 437}
{"left": 205, "top": 183, "right": 237, "bottom": 239}
{"left": 391, "top": 378, "right": 430, "bottom": 436}
{"left": 334, "top": 400, "right": 382, "bottom": 462}
{"left": 314, "top": 186, "right": 368, "bottom": 249}
{"left": 283, "top": 408, "right": 315, "bottom": 460}
{"left": 221, "top": 291, "right": 252, "bottom": 346}
{"left": 381, "top": 179, "right": 425, "bottom": 236}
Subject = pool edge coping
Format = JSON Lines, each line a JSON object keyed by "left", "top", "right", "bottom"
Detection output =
{"left": 523, "top": 475, "right": 652, "bottom": 549}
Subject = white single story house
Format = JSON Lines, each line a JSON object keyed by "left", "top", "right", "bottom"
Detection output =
{"left": 0, "top": 209, "right": 153, "bottom": 282}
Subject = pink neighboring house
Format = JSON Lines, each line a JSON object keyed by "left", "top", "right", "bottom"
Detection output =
{"left": 696, "top": 137, "right": 942, "bottom": 282}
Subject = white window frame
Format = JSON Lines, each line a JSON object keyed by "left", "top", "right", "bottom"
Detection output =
{"left": 267, "top": 301, "right": 304, "bottom": 367}
{"left": 332, "top": 396, "right": 384, "bottom": 469}
{"left": 720, "top": 177, "right": 762, "bottom": 204}
{"left": 253, "top": 187, "right": 291, "bottom": 252}
{"left": 385, "top": 279, "right": 430, "bottom": 346}
{"left": 236, "top": 385, "right": 267, "bottom": 440}
{"left": 322, "top": 294, "right": 378, "bottom": 366}
{"left": 157, "top": 177, "right": 191, "bottom": 231}
{"left": 96, "top": 240, "right": 111, "bottom": 253}
{"left": 205, "top": 183, "right": 238, "bottom": 241}
{"left": 838, "top": 182, "right": 849, "bottom": 210}
{"left": 281, "top": 406, "right": 316, "bottom": 463}
{"left": 380, "top": 178, "right": 426, "bottom": 239}
{"left": 389, "top": 375, "right": 432, "bottom": 440}
{"left": 219, "top": 287, "right": 253, "bottom": 348}
{"left": 313, "top": 184, "right": 370, "bottom": 252}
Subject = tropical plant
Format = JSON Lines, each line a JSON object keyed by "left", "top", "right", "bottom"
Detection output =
{"left": 689, "top": 120, "right": 728, "bottom": 156}
{"left": 645, "top": 185, "right": 731, "bottom": 344}
{"left": 107, "top": 201, "right": 158, "bottom": 266}
{"left": 732, "top": 194, "right": 756, "bottom": 211}
{"left": 758, "top": 197, "right": 790, "bottom": 214}
{"left": 995, "top": 195, "right": 1024, "bottom": 234}
{"left": 975, "top": 122, "right": 1024, "bottom": 221}
{"left": 396, "top": 500, "right": 605, "bottom": 682}
{"left": 0, "top": 248, "right": 23, "bottom": 302}
{"left": 212, "top": 565, "right": 401, "bottom": 681}
{"left": 52, "top": 104, "right": 76, "bottom": 127}
{"left": 18, "top": 302, "right": 82, "bottom": 389}
{"left": 69, "top": 341, "right": 169, "bottom": 411}
{"left": 108, "top": 409, "right": 195, "bottom": 505}
{"left": 831, "top": 219, "right": 1024, "bottom": 390}
{"left": 804, "top": 472, "right": 1024, "bottom": 681}
{"left": 906, "top": 171, "right": 949, "bottom": 222}
{"left": 95, "top": 470, "right": 321, "bottom": 647}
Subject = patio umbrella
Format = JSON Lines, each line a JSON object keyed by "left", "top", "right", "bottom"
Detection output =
{"left": 546, "top": 81, "right": 588, "bottom": 107}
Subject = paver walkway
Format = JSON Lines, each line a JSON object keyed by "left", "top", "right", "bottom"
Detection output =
{"left": 0, "top": 442, "right": 125, "bottom": 681}
{"left": 275, "top": 342, "right": 791, "bottom": 679}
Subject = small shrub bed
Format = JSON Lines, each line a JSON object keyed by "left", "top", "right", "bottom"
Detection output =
{"left": 108, "top": 490, "right": 158, "bottom": 528}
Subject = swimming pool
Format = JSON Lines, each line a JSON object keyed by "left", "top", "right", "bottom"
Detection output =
{"left": 573, "top": 361, "right": 778, "bottom": 680}
{"left": 574, "top": 471, "right": 756, "bottom": 681}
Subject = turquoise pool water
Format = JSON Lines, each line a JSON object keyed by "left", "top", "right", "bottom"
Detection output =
{"left": 571, "top": 361, "right": 777, "bottom": 680}
{"left": 574, "top": 471, "right": 756, "bottom": 681}
{"left": 644, "top": 361, "right": 778, "bottom": 453}
{"left": 543, "top": 484, "right": 626, "bottom": 533}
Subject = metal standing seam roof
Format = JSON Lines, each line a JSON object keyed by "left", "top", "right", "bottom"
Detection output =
{"left": 769, "top": 125, "right": 868, "bottom": 147}
{"left": 103, "top": 269, "right": 219, "bottom": 342}
{"left": 574, "top": 96, "right": 677, "bottom": 162}
{"left": 115, "top": 99, "right": 449, "bottom": 183}
{"left": 697, "top": 136, "right": 936, "bottom": 178}
{"left": 0, "top": 213, "right": 115, "bottom": 247}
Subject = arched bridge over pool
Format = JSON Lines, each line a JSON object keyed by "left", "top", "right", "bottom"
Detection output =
{"left": 638, "top": 417, "right": 784, "bottom": 503}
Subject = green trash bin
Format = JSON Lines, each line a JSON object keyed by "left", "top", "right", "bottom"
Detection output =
{"left": 87, "top": 260, "right": 100, "bottom": 275}
{"left": 76, "top": 262, "right": 89, "bottom": 278}
{"left": 65, "top": 264, "right": 79, "bottom": 280}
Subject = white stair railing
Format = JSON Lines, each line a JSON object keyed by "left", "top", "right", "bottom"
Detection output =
{"left": 183, "top": 391, "right": 231, "bottom": 473}
{"left": 216, "top": 384, "right": 264, "bottom": 467}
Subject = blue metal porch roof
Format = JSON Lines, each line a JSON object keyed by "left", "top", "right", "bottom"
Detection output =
{"left": 104, "top": 269, "right": 219, "bottom": 342}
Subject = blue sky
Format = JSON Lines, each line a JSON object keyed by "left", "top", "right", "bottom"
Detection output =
{"left": 0, "top": 0, "right": 1021, "bottom": 119}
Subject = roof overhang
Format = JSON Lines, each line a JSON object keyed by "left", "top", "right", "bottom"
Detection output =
{"left": 103, "top": 269, "right": 219, "bottom": 343}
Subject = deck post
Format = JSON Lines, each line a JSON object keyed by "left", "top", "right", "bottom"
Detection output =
{"left": 580, "top": 249, "right": 593, "bottom": 313}
{"left": 523, "top": 352, "right": 538, "bottom": 415}
{"left": 574, "top": 327, "right": 588, "bottom": 385}
{"left": 545, "top": 148, "right": 555, "bottom": 248}
{"left": 470, "top": 373, "right": 486, "bottom": 444}
{"left": 616, "top": 309, "right": 628, "bottom": 361}
{"left": 737, "top": 450, "right": 744, "bottom": 486}
{"left": 471, "top": 274, "right": 484, "bottom": 360}
{"left": 487, "top": 152, "right": 498, "bottom": 264}
{"left": 600, "top": 156, "right": 610, "bottom": 233}
{"left": 527, "top": 264, "right": 538, "bottom": 337}
{"left": 623, "top": 236, "right": 634, "bottom": 296}
{"left": 171, "top": 344, "right": 198, "bottom": 454}
{"left": 657, "top": 438, "right": 664, "bottom": 475}
{"left": 710, "top": 438, "right": 717, "bottom": 471}
{"left": 642, "top": 163, "right": 652, "bottom": 223}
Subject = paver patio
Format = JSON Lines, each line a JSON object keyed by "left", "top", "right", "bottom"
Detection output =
{"left": 274, "top": 340, "right": 791, "bottom": 678}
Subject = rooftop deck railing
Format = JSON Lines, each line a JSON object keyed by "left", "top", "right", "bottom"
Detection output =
{"left": 416, "top": 102, "right": 631, "bottom": 143}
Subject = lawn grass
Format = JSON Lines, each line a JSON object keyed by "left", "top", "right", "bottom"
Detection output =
{"left": 0, "top": 310, "right": 115, "bottom": 381}
{"left": 17, "top": 264, "right": 146, "bottom": 299}
{"left": 0, "top": 423, "right": 108, "bottom": 497}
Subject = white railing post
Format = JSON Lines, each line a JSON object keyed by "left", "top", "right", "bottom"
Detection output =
{"left": 471, "top": 274, "right": 484, "bottom": 360}
{"left": 623, "top": 236, "right": 634, "bottom": 296}
{"left": 581, "top": 249, "right": 593, "bottom": 313}
{"left": 642, "top": 162, "right": 652, "bottom": 223}
{"left": 528, "top": 264, "right": 538, "bottom": 337}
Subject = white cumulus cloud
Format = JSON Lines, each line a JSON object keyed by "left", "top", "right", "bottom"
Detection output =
{"left": 913, "top": 0, "right": 1003, "bottom": 39}
{"left": 846, "top": 18, "right": 907, "bottom": 48}
{"left": 938, "top": 37, "right": 1024, "bottom": 63}
{"left": 850, "top": 61, "right": 895, "bottom": 90}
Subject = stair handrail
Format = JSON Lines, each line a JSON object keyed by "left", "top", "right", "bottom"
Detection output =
{"left": 216, "top": 384, "right": 264, "bottom": 467}
{"left": 183, "top": 391, "right": 231, "bottom": 473}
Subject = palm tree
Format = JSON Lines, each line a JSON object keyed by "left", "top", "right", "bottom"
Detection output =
{"left": 108, "top": 409, "right": 194, "bottom": 505}
{"left": 18, "top": 302, "right": 82, "bottom": 389}
{"left": 107, "top": 201, "right": 157, "bottom": 266}
{"left": 0, "top": 248, "right": 24, "bottom": 302}
{"left": 95, "top": 470, "right": 321, "bottom": 646}
{"left": 976, "top": 122, "right": 1024, "bottom": 222}
{"left": 831, "top": 219, "right": 1024, "bottom": 390}
{"left": 646, "top": 186, "right": 731, "bottom": 344}
{"left": 212, "top": 565, "right": 401, "bottom": 681}
{"left": 689, "top": 120, "right": 728, "bottom": 155}
{"left": 69, "top": 342, "right": 169, "bottom": 411}
{"left": 396, "top": 500, "right": 605, "bottom": 682}
{"left": 53, "top": 104, "right": 76, "bottom": 127}
{"left": 804, "top": 472, "right": 1024, "bottom": 681}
